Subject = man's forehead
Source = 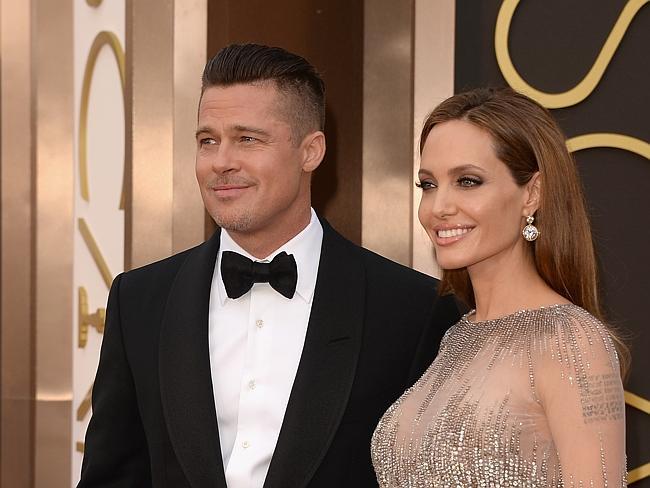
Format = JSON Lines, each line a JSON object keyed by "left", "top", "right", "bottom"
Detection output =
{"left": 198, "top": 83, "right": 294, "bottom": 130}
{"left": 201, "top": 80, "right": 282, "bottom": 104}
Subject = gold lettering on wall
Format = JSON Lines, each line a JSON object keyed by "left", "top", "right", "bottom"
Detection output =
{"left": 76, "top": 217, "right": 115, "bottom": 452}
{"left": 78, "top": 287, "right": 105, "bottom": 348}
{"left": 76, "top": 384, "right": 93, "bottom": 421}
{"left": 78, "top": 218, "right": 114, "bottom": 289}
{"left": 78, "top": 30, "right": 125, "bottom": 203}
{"left": 495, "top": 0, "right": 649, "bottom": 108}
{"left": 75, "top": 15, "right": 125, "bottom": 457}
{"left": 494, "top": 1, "right": 649, "bottom": 482}
{"left": 624, "top": 391, "right": 650, "bottom": 482}
{"left": 567, "top": 133, "right": 650, "bottom": 160}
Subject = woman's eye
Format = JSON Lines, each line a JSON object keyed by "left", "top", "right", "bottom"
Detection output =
{"left": 415, "top": 180, "right": 437, "bottom": 190}
{"left": 458, "top": 176, "right": 482, "bottom": 188}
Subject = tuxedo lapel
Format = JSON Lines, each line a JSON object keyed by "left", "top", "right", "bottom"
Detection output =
{"left": 159, "top": 230, "right": 228, "bottom": 488}
{"left": 263, "top": 222, "right": 366, "bottom": 488}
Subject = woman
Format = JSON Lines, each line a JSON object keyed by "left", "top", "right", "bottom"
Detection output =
{"left": 371, "top": 87, "right": 627, "bottom": 487}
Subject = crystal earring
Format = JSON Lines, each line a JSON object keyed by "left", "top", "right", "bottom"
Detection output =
{"left": 522, "top": 215, "right": 540, "bottom": 242}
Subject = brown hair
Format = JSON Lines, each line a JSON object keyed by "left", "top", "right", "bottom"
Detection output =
{"left": 202, "top": 43, "right": 325, "bottom": 143}
{"left": 420, "top": 87, "right": 629, "bottom": 376}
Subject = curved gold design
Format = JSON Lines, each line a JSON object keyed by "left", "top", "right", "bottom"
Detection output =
{"left": 495, "top": 0, "right": 649, "bottom": 108}
{"left": 567, "top": 133, "right": 650, "bottom": 160}
{"left": 567, "top": 139, "right": 649, "bottom": 483}
{"left": 626, "top": 391, "right": 650, "bottom": 414}
{"left": 78, "top": 287, "right": 106, "bottom": 348}
{"left": 568, "top": 136, "right": 650, "bottom": 482}
{"left": 76, "top": 384, "right": 93, "bottom": 421}
{"left": 78, "top": 218, "right": 114, "bottom": 288}
{"left": 86, "top": 0, "right": 102, "bottom": 6}
{"left": 494, "top": 2, "right": 649, "bottom": 483}
{"left": 625, "top": 391, "right": 650, "bottom": 483}
{"left": 629, "top": 463, "right": 650, "bottom": 484}
{"left": 78, "top": 30, "right": 125, "bottom": 202}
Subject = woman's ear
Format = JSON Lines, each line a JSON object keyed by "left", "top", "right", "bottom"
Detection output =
{"left": 523, "top": 172, "right": 541, "bottom": 216}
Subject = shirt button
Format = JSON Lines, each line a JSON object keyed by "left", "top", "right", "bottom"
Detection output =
{"left": 255, "top": 319, "right": 264, "bottom": 328}
{"left": 242, "top": 440, "right": 250, "bottom": 449}
{"left": 248, "top": 380, "right": 256, "bottom": 390}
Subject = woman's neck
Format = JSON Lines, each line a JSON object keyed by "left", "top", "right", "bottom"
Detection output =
{"left": 467, "top": 248, "right": 568, "bottom": 322}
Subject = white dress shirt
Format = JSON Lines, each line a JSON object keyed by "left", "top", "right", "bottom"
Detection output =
{"left": 208, "top": 209, "right": 323, "bottom": 488}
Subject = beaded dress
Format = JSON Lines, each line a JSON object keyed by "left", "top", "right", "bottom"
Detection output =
{"left": 371, "top": 304, "right": 626, "bottom": 487}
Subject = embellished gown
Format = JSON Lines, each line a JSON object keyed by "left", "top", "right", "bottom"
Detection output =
{"left": 371, "top": 304, "right": 626, "bottom": 487}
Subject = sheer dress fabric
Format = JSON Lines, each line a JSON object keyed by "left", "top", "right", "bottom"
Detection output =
{"left": 371, "top": 304, "right": 626, "bottom": 487}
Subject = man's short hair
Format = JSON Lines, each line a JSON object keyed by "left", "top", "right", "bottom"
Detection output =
{"left": 202, "top": 43, "right": 325, "bottom": 143}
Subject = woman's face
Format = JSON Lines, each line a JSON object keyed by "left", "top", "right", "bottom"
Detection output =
{"left": 417, "top": 119, "right": 537, "bottom": 273}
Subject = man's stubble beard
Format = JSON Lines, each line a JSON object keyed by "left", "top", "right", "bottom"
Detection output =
{"left": 212, "top": 209, "right": 255, "bottom": 233}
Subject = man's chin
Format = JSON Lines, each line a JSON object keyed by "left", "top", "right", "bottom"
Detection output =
{"left": 212, "top": 212, "right": 255, "bottom": 233}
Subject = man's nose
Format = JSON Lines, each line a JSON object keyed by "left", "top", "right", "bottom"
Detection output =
{"left": 210, "top": 142, "right": 240, "bottom": 173}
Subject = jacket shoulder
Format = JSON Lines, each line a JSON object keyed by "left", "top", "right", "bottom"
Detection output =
{"left": 358, "top": 245, "right": 438, "bottom": 288}
{"left": 116, "top": 235, "right": 216, "bottom": 300}
{"left": 121, "top": 247, "right": 194, "bottom": 285}
{"left": 326, "top": 229, "right": 440, "bottom": 295}
{"left": 322, "top": 222, "right": 458, "bottom": 315}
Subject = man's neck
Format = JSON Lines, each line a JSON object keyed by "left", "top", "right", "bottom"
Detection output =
{"left": 226, "top": 209, "right": 313, "bottom": 259}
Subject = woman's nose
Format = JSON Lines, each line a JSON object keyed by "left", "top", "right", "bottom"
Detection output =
{"left": 429, "top": 185, "right": 457, "bottom": 219}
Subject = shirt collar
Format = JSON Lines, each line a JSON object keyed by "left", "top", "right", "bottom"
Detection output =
{"left": 216, "top": 208, "right": 323, "bottom": 305}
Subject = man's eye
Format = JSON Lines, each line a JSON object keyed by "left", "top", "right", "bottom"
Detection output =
{"left": 240, "top": 136, "right": 257, "bottom": 143}
{"left": 415, "top": 180, "right": 436, "bottom": 190}
{"left": 199, "top": 137, "right": 216, "bottom": 146}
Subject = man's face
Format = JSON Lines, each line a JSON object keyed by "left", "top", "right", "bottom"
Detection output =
{"left": 196, "top": 82, "right": 322, "bottom": 246}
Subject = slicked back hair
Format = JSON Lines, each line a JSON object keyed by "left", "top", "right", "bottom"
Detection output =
{"left": 201, "top": 43, "right": 325, "bottom": 144}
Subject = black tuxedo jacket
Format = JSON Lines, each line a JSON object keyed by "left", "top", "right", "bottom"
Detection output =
{"left": 78, "top": 220, "right": 459, "bottom": 488}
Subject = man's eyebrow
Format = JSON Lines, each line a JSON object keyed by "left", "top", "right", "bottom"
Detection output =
{"left": 195, "top": 125, "right": 271, "bottom": 139}
{"left": 232, "top": 125, "right": 270, "bottom": 137}
{"left": 195, "top": 126, "right": 212, "bottom": 138}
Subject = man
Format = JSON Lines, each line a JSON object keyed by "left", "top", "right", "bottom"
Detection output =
{"left": 78, "top": 44, "right": 459, "bottom": 488}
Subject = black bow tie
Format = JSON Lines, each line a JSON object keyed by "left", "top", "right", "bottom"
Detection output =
{"left": 221, "top": 250, "right": 298, "bottom": 299}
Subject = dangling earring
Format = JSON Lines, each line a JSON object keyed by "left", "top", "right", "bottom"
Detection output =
{"left": 522, "top": 215, "right": 540, "bottom": 242}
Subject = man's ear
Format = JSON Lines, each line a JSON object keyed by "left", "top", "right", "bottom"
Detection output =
{"left": 301, "top": 131, "right": 326, "bottom": 173}
{"left": 523, "top": 172, "right": 541, "bottom": 216}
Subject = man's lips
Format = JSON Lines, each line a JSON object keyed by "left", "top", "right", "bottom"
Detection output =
{"left": 210, "top": 184, "right": 251, "bottom": 197}
{"left": 213, "top": 184, "right": 249, "bottom": 191}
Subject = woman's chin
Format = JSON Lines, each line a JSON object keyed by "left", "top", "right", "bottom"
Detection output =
{"left": 436, "top": 256, "right": 471, "bottom": 271}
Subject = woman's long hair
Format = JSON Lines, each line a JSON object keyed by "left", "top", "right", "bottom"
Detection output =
{"left": 420, "top": 87, "right": 629, "bottom": 376}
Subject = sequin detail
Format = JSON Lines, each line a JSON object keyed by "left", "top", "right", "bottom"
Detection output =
{"left": 371, "top": 304, "right": 626, "bottom": 487}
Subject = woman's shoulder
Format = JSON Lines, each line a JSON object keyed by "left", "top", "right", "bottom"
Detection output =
{"left": 522, "top": 305, "right": 625, "bottom": 431}
{"left": 472, "top": 303, "right": 620, "bottom": 374}
{"left": 442, "top": 303, "right": 620, "bottom": 371}
{"left": 481, "top": 303, "right": 612, "bottom": 347}
{"left": 528, "top": 304, "right": 622, "bottom": 391}
{"left": 532, "top": 304, "right": 617, "bottom": 357}
{"left": 457, "top": 303, "right": 610, "bottom": 342}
